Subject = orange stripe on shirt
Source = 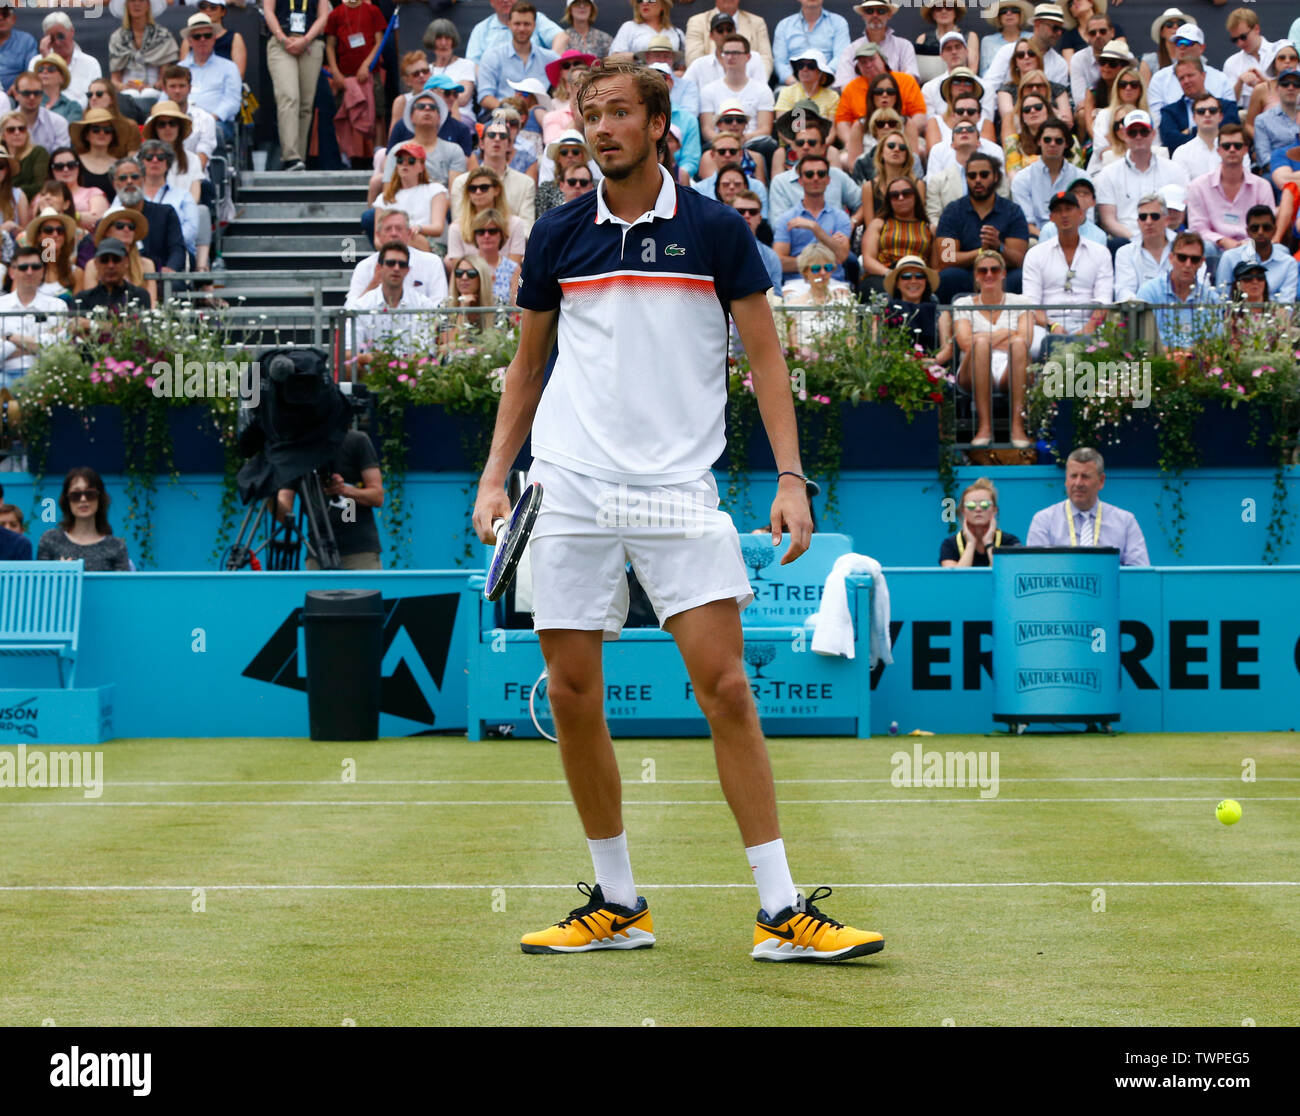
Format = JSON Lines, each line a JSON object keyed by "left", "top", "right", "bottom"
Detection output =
{"left": 560, "top": 273, "right": 717, "bottom": 296}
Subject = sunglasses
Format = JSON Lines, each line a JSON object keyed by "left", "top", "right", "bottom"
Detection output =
{"left": 898, "top": 272, "right": 926, "bottom": 283}
{"left": 1085, "top": 28, "right": 1108, "bottom": 38}
{"left": 69, "top": 489, "right": 100, "bottom": 501}
{"left": 88, "top": 125, "right": 113, "bottom": 135}
{"left": 952, "top": 106, "right": 979, "bottom": 116}
{"left": 792, "top": 138, "right": 820, "bottom": 147}
{"left": 454, "top": 268, "right": 479, "bottom": 279}
{"left": 1099, "top": 59, "right": 1122, "bottom": 68}
{"left": 381, "top": 259, "right": 409, "bottom": 268}
{"left": 1040, "top": 135, "right": 1066, "bottom": 144}
{"left": 142, "top": 151, "right": 168, "bottom": 161}
{"left": 112, "top": 219, "right": 137, "bottom": 231}
{"left": 3, "top": 125, "right": 26, "bottom": 133}
{"left": 718, "top": 116, "right": 747, "bottom": 125}
{"left": 1280, "top": 77, "right": 1300, "bottom": 88}
{"left": 483, "top": 131, "right": 510, "bottom": 141}
{"left": 559, "top": 60, "right": 584, "bottom": 70}
{"left": 1174, "top": 251, "right": 1203, "bottom": 264}
{"left": 966, "top": 170, "right": 993, "bottom": 180}
{"left": 190, "top": 32, "right": 214, "bottom": 41}
{"left": 412, "top": 102, "right": 438, "bottom": 112}
{"left": 17, "top": 88, "right": 41, "bottom": 97}
{"left": 475, "top": 228, "right": 503, "bottom": 236}
{"left": 953, "top": 126, "right": 977, "bottom": 136}
{"left": 806, "top": 264, "right": 834, "bottom": 274}
{"left": 395, "top": 154, "right": 420, "bottom": 165}
{"left": 1173, "top": 38, "right": 1196, "bottom": 48}
{"left": 1162, "top": 20, "right": 1182, "bottom": 30}
{"left": 735, "top": 206, "right": 760, "bottom": 216}
{"left": 39, "top": 225, "right": 63, "bottom": 235}
{"left": 1014, "top": 51, "right": 1036, "bottom": 59}
{"left": 801, "top": 169, "right": 828, "bottom": 178}
{"left": 1117, "top": 79, "right": 1141, "bottom": 89}
{"left": 1247, "top": 222, "right": 1274, "bottom": 233}
{"left": 965, "top": 500, "right": 992, "bottom": 511}
{"left": 1194, "top": 106, "right": 1221, "bottom": 116}
{"left": 873, "top": 89, "right": 897, "bottom": 98}
{"left": 407, "top": 66, "right": 431, "bottom": 78}
{"left": 1137, "top": 212, "right": 1163, "bottom": 222}
{"left": 155, "top": 118, "right": 180, "bottom": 127}
{"left": 115, "top": 173, "right": 142, "bottom": 182}
{"left": 1022, "top": 103, "right": 1046, "bottom": 113}
{"left": 975, "top": 265, "right": 1002, "bottom": 275}
{"left": 1125, "top": 126, "right": 1151, "bottom": 137}
{"left": 14, "top": 262, "right": 43, "bottom": 272}
{"left": 1219, "top": 140, "right": 1245, "bottom": 151}
{"left": 1231, "top": 31, "right": 1252, "bottom": 44}
{"left": 565, "top": 177, "right": 592, "bottom": 187}
{"left": 558, "top": 147, "right": 584, "bottom": 157}
{"left": 713, "top": 147, "right": 740, "bottom": 156}
{"left": 89, "top": 88, "right": 109, "bottom": 97}
{"left": 887, "top": 189, "right": 914, "bottom": 199}
{"left": 883, "top": 141, "right": 905, "bottom": 151}
{"left": 52, "top": 160, "right": 78, "bottom": 171}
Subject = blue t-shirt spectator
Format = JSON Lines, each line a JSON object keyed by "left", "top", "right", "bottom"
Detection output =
{"left": 0, "top": 27, "right": 38, "bottom": 92}
{"left": 936, "top": 194, "right": 1030, "bottom": 255}
{"left": 772, "top": 200, "right": 852, "bottom": 280}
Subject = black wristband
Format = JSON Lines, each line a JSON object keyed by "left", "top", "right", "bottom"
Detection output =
{"left": 777, "top": 471, "right": 807, "bottom": 484}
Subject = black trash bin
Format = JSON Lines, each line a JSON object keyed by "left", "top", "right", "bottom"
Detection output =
{"left": 301, "top": 590, "right": 385, "bottom": 740}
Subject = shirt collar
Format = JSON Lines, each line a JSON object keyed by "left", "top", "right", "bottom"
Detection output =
{"left": 595, "top": 163, "right": 677, "bottom": 226}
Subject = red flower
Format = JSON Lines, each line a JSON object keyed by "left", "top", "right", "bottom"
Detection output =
{"left": 928, "top": 391, "right": 944, "bottom": 403}
{"left": 877, "top": 384, "right": 889, "bottom": 397}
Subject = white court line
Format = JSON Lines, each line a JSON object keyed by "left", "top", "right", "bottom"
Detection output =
{"left": 0, "top": 882, "right": 1296, "bottom": 893}
{"left": 2, "top": 797, "right": 1298, "bottom": 807}
{"left": 102, "top": 778, "right": 1300, "bottom": 786}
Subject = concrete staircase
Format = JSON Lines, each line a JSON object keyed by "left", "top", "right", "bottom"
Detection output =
{"left": 213, "top": 169, "right": 374, "bottom": 311}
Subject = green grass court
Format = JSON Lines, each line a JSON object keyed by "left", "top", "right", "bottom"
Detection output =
{"left": 1, "top": 733, "right": 1297, "bottom": 1027}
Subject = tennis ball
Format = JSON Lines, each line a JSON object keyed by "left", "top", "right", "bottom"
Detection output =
{"left": 1216, "top": 799, "right": 1242, "bottom": 826}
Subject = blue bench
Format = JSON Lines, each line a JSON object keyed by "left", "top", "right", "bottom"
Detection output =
{"left": 0, "top": 560, "right": 84, "bottom": 688}
{"left": 464, "top": 534, "right": 874, "bottom": 739}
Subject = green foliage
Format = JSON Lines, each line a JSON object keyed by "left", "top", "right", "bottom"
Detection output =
{"left": 13, "top": 306, "right": 251, "bottom": 568}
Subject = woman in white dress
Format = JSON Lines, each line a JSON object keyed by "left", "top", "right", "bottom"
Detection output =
{"left": 608, "top": 0, "right": 683, "bottom": 60}
{"left": 952, "top": 249, "right": 1034, "bottom": 447}
{"left": 376, "top": 139, "right": 449, "bottom": 253}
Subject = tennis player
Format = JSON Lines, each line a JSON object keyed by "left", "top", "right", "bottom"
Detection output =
{"left": 472, "top": 61, "right": 884, "bottom": 963}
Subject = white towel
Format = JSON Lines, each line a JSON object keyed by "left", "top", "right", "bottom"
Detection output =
{"left": 810, "top": 553, "right": 893, "bottom": 667}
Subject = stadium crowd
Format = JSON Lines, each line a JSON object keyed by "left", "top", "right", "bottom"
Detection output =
{"left": 3, "top": 1, "right": 1300, "bottom": 561}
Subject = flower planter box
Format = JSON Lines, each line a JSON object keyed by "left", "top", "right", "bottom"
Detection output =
{"left": 43, "top": 405, "right": 133, "bottom": 475}
{"left": 166, "top": 406, "right": 228, "bottom": 473}
{"left": 387, "top": 405, "right": 529, "bottom": 473}
{"left": 717, "top": 401, "right": 940, "bottom": 473}
{"left": 1055, "top": 398, "right": 1277, "bottom": 468}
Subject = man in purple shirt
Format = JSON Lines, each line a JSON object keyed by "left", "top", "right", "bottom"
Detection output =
{"left": 1025, "top": 447, "right": 1150, "bottom": 565}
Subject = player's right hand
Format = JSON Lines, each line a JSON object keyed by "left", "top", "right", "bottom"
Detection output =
{"left": 472, "top": 485, "right": 512, "bottom": 545}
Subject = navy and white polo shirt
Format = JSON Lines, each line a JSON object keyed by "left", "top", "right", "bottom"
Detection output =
{"left": 517, "top": 163, "right": 771, "bottom": 486}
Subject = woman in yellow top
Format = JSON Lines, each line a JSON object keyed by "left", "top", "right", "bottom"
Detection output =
{"left": 860, "top": 176, "right": 933, "bottom": 295}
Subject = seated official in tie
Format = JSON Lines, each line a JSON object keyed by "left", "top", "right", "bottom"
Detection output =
{"left": 1024, "top": 446, "right": 1150, "bottom": 565}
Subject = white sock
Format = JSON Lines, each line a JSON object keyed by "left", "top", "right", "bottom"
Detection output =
{"left": 746, "top": 838, "right": 798, "bottom": 918}
{"left": 587, "top": 832, "right": 637, "bottom": 910}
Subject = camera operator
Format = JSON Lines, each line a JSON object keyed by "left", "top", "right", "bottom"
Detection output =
{"left": 276, "top": 430, "right": 386, "bottom": 570}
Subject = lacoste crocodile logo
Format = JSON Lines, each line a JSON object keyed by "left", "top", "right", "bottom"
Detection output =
{"left": 665, "top": 244, "right": 686, "bottom": 256}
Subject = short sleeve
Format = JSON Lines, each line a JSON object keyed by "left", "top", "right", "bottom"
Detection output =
{"left": 938, "top": 535, "right": 959, "bottom": 564}
{"left": 772, "top": 205, "right": 795, "bottom": 246}
{"left": 1000, "top": 199, "right": 1029, "bottom": 242}
{"left": 515, "top": 211, "right": 562, "bottom": 311}
{"left": 935, "top": 201, "right": 961, "bottom": 242}
{"left": 711, "top": 203, "right": 772, "bottom": 305}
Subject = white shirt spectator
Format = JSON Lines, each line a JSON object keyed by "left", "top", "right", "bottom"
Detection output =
{"left": 1171, "top": 134, "right": 1221, "bottom": 180}
{"left": 0, "top": 289, "right": 66, "bottom": 385}
{"left": 1223, "top": 38, "right": 1280, "bottom": 107}
{"left": 181, "top": 101, "right": 218, "bottom": 168}
{"left": 383, "top": 181, "right": 449, "bottom": 233}
{"left": 64, "top": 46, "right": 102, "bottom": 109}
{"left": 347, "top": 246, "right": 448, "bottom": 307}
{"left": 28, "top": 106, "right": 69, "bottom": 153}
{"left": 1147, "top": 63, "right": 1234, "bottom": 116}
{"left": 1095, "top": 152, "right": 1189, "bottom": 230}
{"left": 700, "top": 76, "right": 775, "bottom": 121}
{"left": 984, "top": 38, "right": 1068, "bottom": 91}
{"left": 180, "top": 52, "right": 242, "bottom": 123}
{"left": 835, "top": 31, "right": 917, "bottom": 88}
{"left": 609, "top": 23, "right": 685, "bottom": 56}
{"left": 1088, "top": 104, "right": 1163, "bottom": 174}
{"left": 348, "top": 285, "right": 438, "bottom": 357}
{"left": 682, "top": 50, "right": 767, "bottom": 89}
{"left": 1113, "top": 229, "right": 1174, "bottom": 301}
{"left": 1021, "top": 235, "right": 1113, "bottom": 333}
{"left": 922, "top": 71, "right": 994, "bottom": 121}
{"left": 924, "top": 136, "right": 1005, "bottom": 184}
{"left": 1069, "top": 44, "right": 1101, "bottom": 107}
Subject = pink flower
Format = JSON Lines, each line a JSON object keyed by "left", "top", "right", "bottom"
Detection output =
{"left": 797, "top": 389, "right": 807, "bottom": 400}
{"left": 1252, "top": 368, "right": 1263, "bottom": 378}
{"left": 397, "top": 373, "right": 410, "bottom": 383}
{"left": 90, "top": 372, "right": 101, "bottom": 383}
{"left": 145, "top": 377, "right": 155, "bottom": 388}
{"left": 1211, "top": 366, "right": 1223, "bottom": 377}
{"left": 1085, "top": 345, "right": 1097, "bottom": 353}
{"left": 1237, "top": 384, "right": 1246, "bottom": 394}
{"left": 811, "top": 394, "right": 831, "bottom": 404}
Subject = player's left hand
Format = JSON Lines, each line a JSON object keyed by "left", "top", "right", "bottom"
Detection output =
{"left": 770, "top": 478, "right": 813, "bottom": 565}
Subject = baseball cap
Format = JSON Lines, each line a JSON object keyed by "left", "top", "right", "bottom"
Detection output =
{"left": 1233, "top": 260, "right": 1267, "bottom": 281}
{"left": 854, "top": 42, "right": 883, "bottom": 60}
{"left": 1048, "top": 190, "right": 1079, "bottom": 211}
{"left": 716, "top": 98, "right": 749, "bottom": 119}
{"left": 647, "top": 61, "right": 674, "bottom": 81}
{"left": 938, "top": 31, "right": 966, "bottom": 49}
{"left": 1173, "top": 24, "right": 1204, "bottom": 45}
{"left": 1122, "top": 109, "right": 1153, "bottom": 129}
{"left": 423, "top": 74, "right": 464, "bottom": 94}
{"left": 95, "top": 238, "right": 127, "bottom": 259}
{"left": 709, "top": 12, "right": 735, "bottom": 30}
{"left": 1160, "top": 183, "right": 1187, "bottom": 210}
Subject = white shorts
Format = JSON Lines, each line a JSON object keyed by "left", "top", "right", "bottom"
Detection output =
{"left": 526, "top": 458, "right": 754, "bottom": 638}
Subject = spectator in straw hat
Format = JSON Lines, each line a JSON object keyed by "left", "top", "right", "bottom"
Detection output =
{"left": 179, "top": 13, "right": 242, "bottom": 143}
{"left": 916, "top": 3, "right": 979, "bottom": 67}
{"left": 980, "top": 1, "right": 1034, "bottom": 80}
{"left": 775, "top": 48, "right": 838, "bottom": 120}
{"left": 984, "top": 3, "right": 1068, "bottom": 92}
{"left": 1066, "top": 6, "right": 1116, "bottom": 105}
{"left": 609, "top": 0, "right": 684, "bottom": 61}
{"left": 37, "top": 13, "right": 100, "bottom": 112}
{"left": 81, "top": 206, "right": 155, "bottom": 307}
{"left": 142, "top": 100, "right": 201, "bottom": 197}
{"left": 22, "top": 204, "right": 81, "bottom": 297}
{"left": 70, "top": 106, "right": 141, "bottom": 201}
{"left": 31, "top": 54, "right": 82, "bottom": 125}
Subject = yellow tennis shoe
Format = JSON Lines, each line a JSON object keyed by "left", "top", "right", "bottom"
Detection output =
{"left": 752, "top": 887, "right": 885, "bottom": 962}
{"left": 521, "top": 882, "right": 655, "bottom": 954}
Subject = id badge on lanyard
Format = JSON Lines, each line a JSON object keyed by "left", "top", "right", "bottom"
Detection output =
{"left": 288, "top": 0, "right": 308, "bottom": 36}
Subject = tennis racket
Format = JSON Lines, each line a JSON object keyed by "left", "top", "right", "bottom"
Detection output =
{"left": 484, "top": 481, "right": 543, "bottom": 602}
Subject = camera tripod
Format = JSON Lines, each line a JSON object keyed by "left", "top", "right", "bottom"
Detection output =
{"left": 222, "top": 469, "right": 342, "bottom": 571}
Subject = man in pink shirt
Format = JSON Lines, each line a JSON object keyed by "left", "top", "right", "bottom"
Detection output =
{"left": 1186, "top": 121, "right": 1274, "bottom": 266}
